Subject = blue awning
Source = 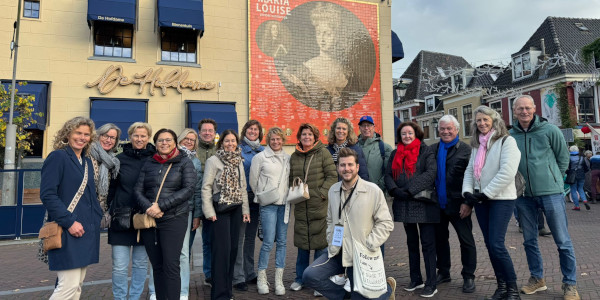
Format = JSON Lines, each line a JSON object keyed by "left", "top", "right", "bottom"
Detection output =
{"left": 87, "top": 0, "right": 136, "bottom": 24}
{"left": 90, "top": 99, "right": 147, "bottom": 140}
{"left": 1, "top": 82, "right": 48, "bottom": 130}
{"left": 392, "top": 31, "right": 404, "bottom": 63}
{"left": 187, "top": 102, "right": 238, "bottom": 135}
{"left": 158, "top": 0, "right": 204, "bottom": 31}
{"left": 394, "top": 115, "right": 401, "bottom": 144}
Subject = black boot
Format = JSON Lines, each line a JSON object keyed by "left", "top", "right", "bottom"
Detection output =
{"left": 505, "top": 282, "right": 521, "bottom": 300}
{"left": 485, "top": 279, "right": 506, "bottom": 300}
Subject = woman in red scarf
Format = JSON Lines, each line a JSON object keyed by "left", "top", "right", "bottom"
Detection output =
{"left": 384, "top": 122, "right": 438, "bottom": 298}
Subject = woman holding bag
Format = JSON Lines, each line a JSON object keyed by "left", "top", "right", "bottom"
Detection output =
{"left": 249, "top": 127, "right": 291, "bottom": 295}
{"left": 288, "top": 123, "right": 338, "bottom": 294}
{"left": 108, "top": 122, "right": 155, "bottom": 300}
{"left": 202, "top": 129, "right": 251, "bottom": 300}
{"left": 134, "top": 128, "right": 196, "bottom": 300}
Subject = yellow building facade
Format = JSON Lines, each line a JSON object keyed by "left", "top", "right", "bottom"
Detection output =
{"left": 440, "top": 91, "right": 484, "bottom": 145}
{"left": 0, "top": 0, "right": 395, "bottom": 157}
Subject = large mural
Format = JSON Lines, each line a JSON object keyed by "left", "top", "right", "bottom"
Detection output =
{"left": 249, "top": 0, "right": 381, "bottom": 144}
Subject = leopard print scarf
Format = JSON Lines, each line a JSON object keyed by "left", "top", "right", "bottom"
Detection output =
{"left": 215, "top": 147, "right": 243, "bottom": 205}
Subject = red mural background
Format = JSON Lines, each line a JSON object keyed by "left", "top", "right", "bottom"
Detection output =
{"left": 249, "top": 0, "right": 381, "bottom": 144}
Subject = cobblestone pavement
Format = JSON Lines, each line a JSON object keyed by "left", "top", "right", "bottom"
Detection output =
{"left": 1, "top": 201, "right": 599, "bottom": 300}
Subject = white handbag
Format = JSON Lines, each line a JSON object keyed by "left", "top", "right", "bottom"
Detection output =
{"left": 286, "top": 154, "right": 314, "bottom": 204}
{"left": 256, "top": 160, "right": 288, "bottom": 206}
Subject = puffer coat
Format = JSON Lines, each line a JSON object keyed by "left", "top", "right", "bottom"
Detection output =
{"left": 135, "top": 152, "right": 196, "bottom": 220}
{"left": 289, "top": 141, "right": 337, "bottom": 250}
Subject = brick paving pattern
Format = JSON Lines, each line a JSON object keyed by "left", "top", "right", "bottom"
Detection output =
{"left": 1, "top": 201, "right": 598, "bottom": 299}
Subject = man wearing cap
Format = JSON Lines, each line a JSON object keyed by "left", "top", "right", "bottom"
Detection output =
{"left": 357, "top": 116, "right": 393, "bottom": 194}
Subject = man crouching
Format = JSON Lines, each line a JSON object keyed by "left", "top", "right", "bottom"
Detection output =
{"left": 303, "top": 148, "right": 396, "bottom": 299}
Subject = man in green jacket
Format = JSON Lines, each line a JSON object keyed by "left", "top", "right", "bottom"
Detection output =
{"left": 357, "top": 116, "right": 393, "bottom": 193}
{"left": 510, "top": 95, "right": 579, "bottom": 300}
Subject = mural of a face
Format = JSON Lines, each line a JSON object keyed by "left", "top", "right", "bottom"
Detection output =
{"left": 271, "top": 23, "right": 279, "bottom": 38}
{"left": 315, "top": 23, "right": 334, "bottom": 53}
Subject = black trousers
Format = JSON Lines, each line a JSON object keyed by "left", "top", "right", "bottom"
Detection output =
{"left": 211, "top": 205, "right": 243, "bottom": 300}
{"left": 404, "top": 223, "right": 437, "bottom": 288}
{"left": 435, "top": 210, "right": 477, "bottom": 279}
{"left": 141, "top": 213, "right": 188, "bottom": 300}
{"left": 242, "top": 192, "right": 259, "bottom": 281}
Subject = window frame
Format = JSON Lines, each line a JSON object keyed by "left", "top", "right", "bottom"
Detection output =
{"left": 462, "top": 104, "right": 473, "bottom": 137}
{"left": 512, "top": 52, "right": 533, "bottom": 81}
{"left": 92, "top": 21, "right": 135, "bottom": 59}
{"left": 489, "top": 100, "right": 502, "bottom": 115}
{"left": 422, "top": 120, "right": 430, "bottom": 139}
{"left": 160, "top": 27, "right": 199, "bottom": 64}
{"left": 448, "top": 107, "right": 458, "bottom": 118}
{"left": 23, "top": 0, "right": 40, "bottom": 19}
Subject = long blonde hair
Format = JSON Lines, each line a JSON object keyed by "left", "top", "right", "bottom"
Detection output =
{"left": 52, "top": 116, "right": 96, "bottom": 155}
{"left": 327, "top": 117, "right": 358, "bottom": 145}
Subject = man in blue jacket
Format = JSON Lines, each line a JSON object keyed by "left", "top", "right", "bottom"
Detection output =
{"left": 510, "top": 95, "right": 579, "bottom": 300}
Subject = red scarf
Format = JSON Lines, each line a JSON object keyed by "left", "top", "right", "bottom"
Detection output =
{"left": 153, "top": 147, "right": 179, "bottom": 164}
{"left": 392, "top": 139, "right": 421, "bottom": 179}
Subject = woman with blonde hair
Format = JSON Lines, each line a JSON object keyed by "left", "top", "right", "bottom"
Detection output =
{"left": 41, "top": 116, "right": 101, "bottom": 300}
{"left": 249, "top": 127, "right": 291, "bottom": 295}
{"left": 89, "top": 123, "right": 121, "bottom": 219}
{"left": 326, "top": 117, "right": 369, "bottom": 180}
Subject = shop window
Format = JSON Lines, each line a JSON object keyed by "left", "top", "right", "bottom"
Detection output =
{"left": 93, "top": 21, "right": 133, "bottom": 58}
{"left": 24, "top": 0, "right": 40, "bottom": 19}
{"left": 161, "top": 27, "right": 197, "bottom": 63}
{"left": 90, "top": 99, "right": 147, "bottom": 139}
{"left": 578, "top": 88, "right": 596, "bottom": 123}
{"left": 462, "top": 104, "right": 472, "bottom": 136}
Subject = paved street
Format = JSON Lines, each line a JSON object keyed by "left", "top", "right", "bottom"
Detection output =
{"left": 1, "top": 201, "right": 599, "bottom": 300}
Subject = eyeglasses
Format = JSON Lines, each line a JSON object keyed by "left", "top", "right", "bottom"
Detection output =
{"left": 183, "top": 137, "right": 196, "bottom": 143}
{"left": 101, "top": 134, "right": 117, "bottom": 141}
{"left": 157, "top": 138, "right": 174, "bottom": 144}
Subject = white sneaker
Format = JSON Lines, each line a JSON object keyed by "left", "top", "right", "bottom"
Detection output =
{"left": 290, "top": 281, "right": 303, "bottom": 291}
{"left": 330, "top": 274, "right": 346, "bottom": 285}
{"left": 180, "top": 296, "right": 188, "bottom": 300}
{"left": 344, "top": 278, "right": 351, "bottom": 292}
{"left": 149, "top": 294, "right": 157, "bottom": 300}
{"left": 314, "top": 290, "right": 323, "bottom": 297}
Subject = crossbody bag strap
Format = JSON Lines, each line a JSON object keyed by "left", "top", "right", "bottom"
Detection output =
{"left": 66, "top": 160, "right": 89, "bottom": 213}
{"left": 273, "top": 156, "right": 288, "bottom": 189}
{"left": 304, "top": 154, "right": 315, "bottom": 183}
{"left": 154, "top": 163, "right": 173, "bottom": 204}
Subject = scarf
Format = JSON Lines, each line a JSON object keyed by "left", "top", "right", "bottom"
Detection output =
{"left": 331, "top": 140, "right": 348, "bottom": 163}
{"left": 243, "top": 137, "right": 262, "bottom": 150}
{"left": 474, "top": 129, "right": 495, "bottom": 181}
{"left": 153, "top": 147, "right": 179, "bottom": 164}
{"left": 180, "top": 145, "right": 197, "bottom": 158}
{"left": 90, "top": 141, "right": 120, "bottom": 198}
{"left": 435, "top": 136, "right": 459, "bottom": 209}
{"left": 296, "top": 142, "right": 316, "bottom": 153}
{"left": 392, "top": 138, "right": 421, "bottom": 180}
{"left": 215, "top": 147, "right": 243, "bottom": 205}
{"left": 198, "top": 139, "right": 215, "bottom": 150}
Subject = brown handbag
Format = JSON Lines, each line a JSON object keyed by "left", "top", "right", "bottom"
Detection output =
{"left": 38, "top": 160, "right": 89, "bottom": 252}
{"left": 133, "top": 163, "right": 172, "bottom": 240}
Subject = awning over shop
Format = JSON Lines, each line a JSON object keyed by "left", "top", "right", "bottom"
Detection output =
{"left": 90, "top": 99, "right": 147, "bottom": 139}
{"left": 1, "top": 82, "right": 48, "bottom": 130}
{"left": 87, "top": 0, "right": 136, "bottom": 24}
{"left": 187, "top": 101, "right": 238, "bottom": 134}
{"left": 394, "top": 115, "right": 401, "bottom": 144}
{"left": 392, "top": 31, "right": 404, "bottom": 63}
{"left": 158, "top": 0, "right": 204, "bottom": 31}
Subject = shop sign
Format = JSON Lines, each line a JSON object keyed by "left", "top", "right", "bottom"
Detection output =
{"left": 86, "top": 65, "right": 216, "bottom": 96}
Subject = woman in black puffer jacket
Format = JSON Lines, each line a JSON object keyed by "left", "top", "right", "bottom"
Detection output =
{"left": 135, "top": 128, "right": 196, "bottom": 300}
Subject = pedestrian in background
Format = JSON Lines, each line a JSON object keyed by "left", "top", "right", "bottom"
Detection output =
{"left": 108, "top": 122, "right": 154, "bottom": 300}
{"left": 568, "top": 145, "right": 590, "bottom": 211}
{"left": 462, "top": 106, "right": 521, "bottom": 300}
{"left": 589, "top": 152, "right": 600, "bottom": 204}
{"left": 41, "top": 116, "right": 101, "bottom": 300}
{"left": 249, "top": 127, "right": 291, "bottom": 295}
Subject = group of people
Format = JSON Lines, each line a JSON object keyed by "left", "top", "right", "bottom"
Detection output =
{"left": 39, "top": 95, "right": 581, "bottom": 300}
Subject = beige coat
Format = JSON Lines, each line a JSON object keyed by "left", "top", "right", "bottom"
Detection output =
{"left": 201, "top": 155, "right": 249, "bottom": 218}
{"left": 249, "top": 146, "right": 290, "bottom": 206}
{"left": 326, "top": 178, "right": 394, "bottom": 267}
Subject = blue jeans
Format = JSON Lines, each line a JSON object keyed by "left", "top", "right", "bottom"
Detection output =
{"left": 475, "top": 200, "right": 517, "bottom": 283}
{"left": 516, "top": 194, "right": 577, "bottom": 285}
{"left": 202, "top": 217, "right": 213, "bottom": 279}
{"left": 303, "top": 252, "right": 392, "bottom": 300}
{"left": 295, "top": 247, "right": 327, "bottom": 284}
{"left": 258, "top": 205, "right": 288, "bottom": 270}
{"left": 570, "top": 178, "right": 587, "bottom": 207}
{"left": 111, "top": 245, "right": 148, "bottom": 300}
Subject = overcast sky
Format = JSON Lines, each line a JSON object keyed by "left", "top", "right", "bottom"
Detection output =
{"left": 391, "top": 0, "right": 600, "bottom": 78}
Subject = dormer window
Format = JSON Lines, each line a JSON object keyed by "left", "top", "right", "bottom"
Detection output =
{"left": 425, "top": 94, "right": 441, "bottom": 113}
{"left": 512, "top": 50, "right": 540, "bottom": 81}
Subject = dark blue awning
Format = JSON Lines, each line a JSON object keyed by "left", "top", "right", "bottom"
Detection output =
{"left": 90, "top": 99, "right": 147, "bottom": 140}
{"left": 158, "top": 0, "right": 204, "bottom": 31}
{"left": 392, "top": 31, "right": 404, "bottom": 63}
{"left": 187, "top": 102, "right": 238, "bottom": 135}
{"left": 1, "top": 82, "right": 48, "bottom": 130}
{"left": 87, "top": 0, "right": 136, "bottom": 24}
{"left": 394, "top": 115, "right": 401, "bottom": 144}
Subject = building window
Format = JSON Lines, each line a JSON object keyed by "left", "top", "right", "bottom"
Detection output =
{"left": 448, "top": 107, "right": 457, "bottom": 118}
{"left": 425, "top": 96, "right": 435, "bottom": 113}
{"left": 433, "top": 119, "right": 439, "bottom": 138}
{"left": 578, "top": 88, "right": 595, "bottom": 123}
{"left": 490, "top": 101, "right": 502, "bottom": 115}
{"left": 401, "top": 109, "right": 410, "bottom": 122}
{"left": 422, "top": 120, "right": 430, "bottom": 139}
{"left": 161, "top": 27, "right": 197, "bottom": 63}
{"left": 94, "top": 21, "right": 133, "bottom": 58}
{"left": 90, "top": 99, "right": 148, "bottom": 138}
{"left": 24, "top": 0, "right": 40, "bottom": 18}
{"left": 511, "top": 51, "right": 540, "bottom": 81}
{"left": 462, "top": 104, "right": 472, "bottom": 136}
